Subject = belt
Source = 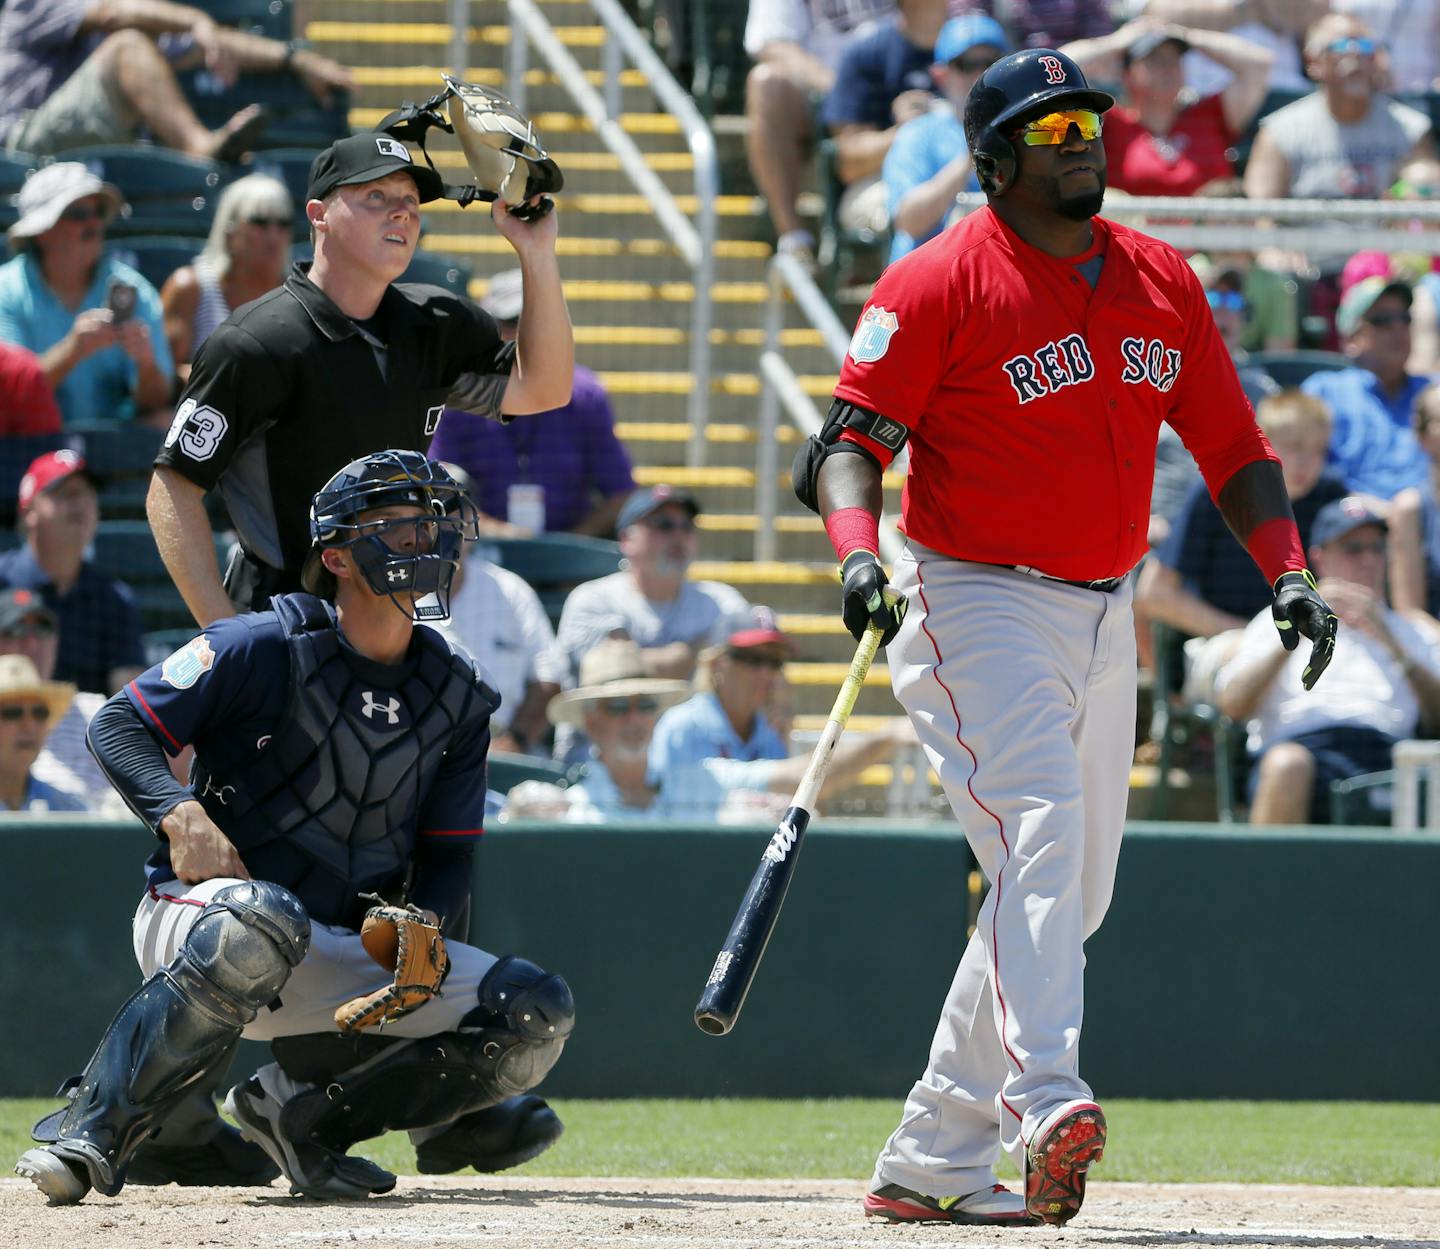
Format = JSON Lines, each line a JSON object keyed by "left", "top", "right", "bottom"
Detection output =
{"left": 1008, "top": 564, "right": 1125, "bottom": 594}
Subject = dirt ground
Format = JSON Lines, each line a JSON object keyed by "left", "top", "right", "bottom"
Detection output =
{"left": 2, "top": 1176, "right": 1435, "bottom": 1249}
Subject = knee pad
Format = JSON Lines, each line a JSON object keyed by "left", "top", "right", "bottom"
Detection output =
{"left": 461, "top": 956, "right": 575, "bottom": 1096}
{"left": 177, "top": 881, "right": 311, "bottom": 1017}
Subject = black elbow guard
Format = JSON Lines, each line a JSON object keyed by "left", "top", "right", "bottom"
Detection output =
{"left": 791, "top": 399, "right": 908, "bottom": 515}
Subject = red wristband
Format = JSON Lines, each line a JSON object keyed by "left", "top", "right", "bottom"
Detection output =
{"left": 1246, "top": 516, "right": 1307, "bottom": 585}
{"left": 824, "top": 506, "right": 880, "bottom": 565}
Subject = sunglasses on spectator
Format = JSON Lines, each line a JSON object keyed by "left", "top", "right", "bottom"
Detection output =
{"left": 1326, "top": 37, "right": 1378, "bottom": 55}
{"left": 1206, "top": 290, "right": 1248, "bottom": 314}
{"left": 60, "top": 204, "right": 108, "bottom": 224}
{"left": 1015, "top": 109, "right": 1103, "bottom": 146}
{"left": 952, "top": 54, "right": 999, "bottom": 73}
{"left": 597, "top": 696, "right": 661, "bottom": 716}
{"left": 1365, "top": 311, "right": 1412, "bottom": 328}
{"left": 0, "top": 704, "right": 49, "bottom": 723}
{"left": 644, "top": 516, "right": 695, "bottom": 534}
{"left": 0, "top": 619, "right": 56, "bottom": 639}
{"left": 245, "top": 215, "right": 293, "bottom": 229}
{"left": 728, "top": 651, "right": 785, "bottom": 670}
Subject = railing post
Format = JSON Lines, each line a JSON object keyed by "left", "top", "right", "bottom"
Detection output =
{"left": 447, "top": 0, "right": 468, "bottom": 77}
{"left": 602, "top": 31, "right": 623, "bottom": 119}
{"left": 753, "top": 260, "right": 786, "bottom": 563}
{"left": 507, "top": 16, "right": 528, "bottom": 111}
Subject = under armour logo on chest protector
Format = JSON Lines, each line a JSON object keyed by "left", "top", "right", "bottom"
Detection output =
{"left": 361, "top": 691, "right": 401, "bottom": 724}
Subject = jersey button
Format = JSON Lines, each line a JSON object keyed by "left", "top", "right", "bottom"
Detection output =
{"left": 1108, "top": 399, "right": 1117, "bottom": 409}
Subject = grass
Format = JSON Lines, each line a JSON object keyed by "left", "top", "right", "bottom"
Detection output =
{"left": 3, "top": 1098, "right": 1438, "bottom": 1188}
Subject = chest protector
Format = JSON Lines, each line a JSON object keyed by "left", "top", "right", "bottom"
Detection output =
{"left": 191, "top": 594, "right": 495, "bottom": 928}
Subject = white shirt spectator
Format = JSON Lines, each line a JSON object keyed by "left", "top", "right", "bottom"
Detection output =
{"left": 30, "top": 690, "right": 127, "bottom": 814}
{"left": 1332, "top": 0, "right": 1440, "bottom": 94}
{"left": 503, "top": 756, "right": 778, "bottom": 825}
{"left": 431, "top": 557, "right": 568, "bottom": 734}
{"left": 1258, "top": 90, "right": 1432, "bottom": 198}
{"left": 1216, "top": 603, "right": 1440, "bottom": 753}
{"left": 744, "top": 0, "right": 897, "bottom": 75}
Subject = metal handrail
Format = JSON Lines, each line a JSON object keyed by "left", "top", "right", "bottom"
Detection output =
{"left": 493, "top": 0, "right": 718, "bottom": 466}
{"left": 755, "top": 253, "right": 902, "bottom": 567}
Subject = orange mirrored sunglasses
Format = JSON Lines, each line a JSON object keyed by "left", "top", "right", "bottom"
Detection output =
{"left": 1016, "top": 109, "right": 1103, "bottom": 146}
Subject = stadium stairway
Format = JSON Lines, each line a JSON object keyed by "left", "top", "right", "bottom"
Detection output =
{"left": 302, "top": 0, "right": 1174, "bottom": 816}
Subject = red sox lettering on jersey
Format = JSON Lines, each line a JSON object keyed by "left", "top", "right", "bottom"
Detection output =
{"left": 1001, "top": 335, "right": 1181, "bottom": 404}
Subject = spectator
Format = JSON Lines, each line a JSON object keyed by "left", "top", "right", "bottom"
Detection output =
{"left": 650, "top": 608, "right": 792, "bottom": 776}
{"left": 953, "top": 0, "right": 1112, "bottom": 48}
{"left": 821, "top": 0, "right": 949, "bottom": 240}
{"left": 160, "top": 174, "right": 293, "bottom": 386}
{"left": 1331, "top": 0, "right": 1440, "bottom": 95}
{"left": 0, "top": 1, "right": 353, "bottom": 160}
{"left": 505, "top": 638, "right": 907, "bottom": 823}
{"left": 0, "top": 163, "right": 173, "bottom": 427}
{"left": 1386, "top": 381, "right": 1440, "bottom": 620}
{"left": 1301, "top": 275, "right": 1432, "bottom": 498}
{"left": 0, "top": 587, "right": 119, "bottom": 812}
{"left": 0, "top": 652, "right": 83, "bottom": 812}
{"left": 1216, "top": 496, "right": 1440, "bottom": 824}
{"left": 1137, "top": 390, "right": 1347, "bottom": 700}
{"left": 1145, "top": 0, "right": 1321, "bottom": 96}
{"left": 883, "top": 14, "right": 1009, "bottom": 261}
{"left": 1243, "top": 13, "right": 1436, "bottom": 200}
{"left": 744, "top": 0, "right": 898, "bottom": 264}
{"left": 0, "top": 450, "right": 144, "bottom": 694}
{"left": 0, "top": 340, "right": 60, "bottom": 436}
{"left": 1388, "top": 159, "right": 1440, "bottom": 375}
{"left": 428, "top": 270, "right": 634, "bottom": 538}
{"left": 431, "top": 532, "right": 569, "bottom": 758}
{"left": 1062, "top": 18, "right": 1272, "bottom": 198}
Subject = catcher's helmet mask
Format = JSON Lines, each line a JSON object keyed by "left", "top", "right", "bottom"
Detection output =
{"left": 963, "top": 48, "right": 1114, "bottom": 196}
{"left": 305, "top": 449, "right": 480, "bottom": 622}
{"left": 376, "top": 77, "right": 563, "bottom": 222}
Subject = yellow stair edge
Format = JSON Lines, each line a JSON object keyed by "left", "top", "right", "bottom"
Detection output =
{"left": 420, "top": 149, "right": 695, "bottom": 172}
{"left": 353, "top": 66, "right": 648, "bottom": 88}
{"left": 430, "top": 236, "right": 766, "bottom": 260}
{"left": 794, "top": 713, "right": 904, "bottom": 732}
{"left": 614, "top": 422, "right": 802, "bottom": 445}
{"left": 308, "top": 23, "right": 607, "bottom": 47}
{"left": 783, "top": 663, "right": 891, "bottom": 687}
{"left": 351, "top": 108, "right": 683, "bottom": 135}
{"left": 468, "top": 278, "right": 774, "bottom": 304}
{"left": 421, "top": 192, "right": 758, "bottom": 214}
{"left": 634, "top": 466, "right": 755, "bottom": 488}
{"left": 596, "top": 372, "right": 834, "bottom": 398}
{"left": 689, "top": 561, "right": 836, "bottom": 586}
{"left": 775, "top": 613, "right": 847, "bottom": 633}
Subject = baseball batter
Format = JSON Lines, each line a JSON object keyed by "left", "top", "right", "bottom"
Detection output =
{"left": 15, "top": 451, "right": 575, "bottom": 1205}
{"left": 793, "top": 47, "right": 1338, "bottom": 1227}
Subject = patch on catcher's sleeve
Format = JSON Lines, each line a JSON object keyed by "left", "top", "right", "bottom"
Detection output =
{"left": 162, "top": 636, "right": 216, "bottom": 689}
{"left": 848, "top": 306, "right": 899, "bottom": 364}
{"left": 164, "top": 398, "right": 229, "bottom": 461}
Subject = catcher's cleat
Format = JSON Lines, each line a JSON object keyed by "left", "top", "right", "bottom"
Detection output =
{"left": 862, "top": 1182, "right": 1039, "bottom": 1226}
{"left": 125, "top": 1122, "right": 281, "bottom": 1187}
{"left": 225, "top": 1078, "right": 396, "bottom": 1200}
{"left": 1023, "top": 1099, "right": 1107, "bottom": 1225}
{"left": 415, "top": 1094, "right": 564, "bottom": 1174}
{"left": 15, "top": 1145, "right": 93, "bottom": 1206}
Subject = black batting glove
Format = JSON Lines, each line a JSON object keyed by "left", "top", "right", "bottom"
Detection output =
{"left": 1271, "top": 569, "right": 1338, "bottom": 691}
{"left": 840, "top": 550, "right": 907, "bottom": 644}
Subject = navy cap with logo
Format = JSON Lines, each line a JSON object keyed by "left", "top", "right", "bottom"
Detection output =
{"left": 1310, "top": 496, "right": 1388, "bottom": 549}
{"left": 617, "top": 485, "right": 700, "bottom": 532}
{"left": 306, "top": 133, "right": 446, "bottom": 203}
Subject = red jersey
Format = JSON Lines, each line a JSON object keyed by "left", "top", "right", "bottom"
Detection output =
{"left": 833, "top": 206, "right": 1275, "bottom": 581}
{"left": 1102, "top": 94, "right": 1236, "bottom": 198}
{"left": 0, "top": 341, "right": 61, "bottom": 437}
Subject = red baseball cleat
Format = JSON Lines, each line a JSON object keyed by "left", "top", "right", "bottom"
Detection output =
{"left": 863, "top": 1182, "right": 1039, "bottom": 1225}
{"left": 1024, "top": 1099, "right": 1107, "bottom": 1225}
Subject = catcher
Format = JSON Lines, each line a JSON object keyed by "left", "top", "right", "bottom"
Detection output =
{"left": 16, "top": 450, "right": 575, "bottom": 1205}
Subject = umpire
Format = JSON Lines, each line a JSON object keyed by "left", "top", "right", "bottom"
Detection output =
{"left": 147, "top": 130, "right": 574, "bottom": 624}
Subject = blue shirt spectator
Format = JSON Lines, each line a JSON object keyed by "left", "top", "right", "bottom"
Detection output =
{"left": 820, "top": 17, "right": 936, "bottom": 134}
{"left": 651, "top": 690, "right": 788, "bottom": 776}
{"left": 881, "top": 15, "right": 1007, "bottom": 262}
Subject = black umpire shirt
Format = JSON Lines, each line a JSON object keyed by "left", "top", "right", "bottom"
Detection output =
{"left": 156, "top": 262, "right": 514, "bottom": 608}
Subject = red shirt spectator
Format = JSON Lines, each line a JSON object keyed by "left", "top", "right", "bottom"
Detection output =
{"left": 0, "top": 341, "right": 61, "bottom": 436}
{"left": 1103, "top": 93, "right": 1236, "bottom": 197}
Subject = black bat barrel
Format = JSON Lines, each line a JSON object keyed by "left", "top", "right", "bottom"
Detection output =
{"left": 693, "top": 807, "right": 811, "bottom": 1036}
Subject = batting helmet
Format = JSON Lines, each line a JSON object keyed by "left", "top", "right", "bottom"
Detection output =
{"left": 303, "top": 448, "right": 479, "bottom": 620}
{"left": 963, "top": 48, "right": 1114, "bottom": 196}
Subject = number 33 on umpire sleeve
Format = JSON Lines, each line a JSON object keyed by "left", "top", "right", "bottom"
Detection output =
{"left": 164, "top": 398, "right": 230, "bottom": 462}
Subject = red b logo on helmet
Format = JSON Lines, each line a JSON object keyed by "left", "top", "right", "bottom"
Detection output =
{"left": 1039, "top": 55, "right": 1066, "bottom": 84}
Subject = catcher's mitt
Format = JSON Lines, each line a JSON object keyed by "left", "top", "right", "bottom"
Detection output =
{"left": 376, "top": 77, "right": 563, "bottom": 222}
{"left": 334, "top": 902, "right": 450, "bottom": 1033}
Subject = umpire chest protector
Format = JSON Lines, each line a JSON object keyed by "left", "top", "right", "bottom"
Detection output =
{"left": 191, "top": 594, "right": 495, "bottom": 927}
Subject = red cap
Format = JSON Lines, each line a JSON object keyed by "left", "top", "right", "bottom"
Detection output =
{"left": 18, "top": 450, "right": 93, "bottom": 513}
{"left": 728, "top": 606, "right": 789, "bottom": 651}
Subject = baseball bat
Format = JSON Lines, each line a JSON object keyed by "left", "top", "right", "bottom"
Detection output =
{"left": 693, "top": 623, "right": 884, "bottom": 1036}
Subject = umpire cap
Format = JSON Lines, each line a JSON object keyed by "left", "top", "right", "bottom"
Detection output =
{"left": 964, "top": 48, "right": 1114, "bottom": 195}
{"left": 307, "top": 133, "right": 446, "bottom": 203}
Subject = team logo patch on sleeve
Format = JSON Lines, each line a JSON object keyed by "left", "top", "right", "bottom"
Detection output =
{"left": 161, "top": 636, "right": 215, "bottom": 689}
{"left": 849, "top": 306, "right": 899, "bottom": 364}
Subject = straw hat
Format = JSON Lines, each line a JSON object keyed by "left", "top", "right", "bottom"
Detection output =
{"left": 547, "top": 638, "right": 690, "bottom": 728}
{"left": 0, "top": 654, "right": 74, "bottom": 724}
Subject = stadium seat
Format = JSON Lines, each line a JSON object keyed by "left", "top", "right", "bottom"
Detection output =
{"left": 203, "top": 0, "right": 295, "bottom": 40}
{"left": 486, "top": 751, "right": 582, "bottom": 796}
{"left": 1233, "top": 87, "right": 1307, "bottom": 175}
{"left": 474, "top": 534, "right": 623, "bottom": 626}
{"left": 816, "top": 137, "right": 890, "bottom": 302}
{"left": 92, "top": 520, "right": 224, "bottom": 631}
{"left": 1147, "top": 622, "right": 1242, "bottom": 822}
{"left": 141, "top": 626, "right": 201, "bottom": 666}
{"left": 0, "top": 433, "right": 68, "bottom": 528}
{"left": 243, "top": 147, "right": 321, "bottom": 238}
{"left": 688, "top": 0, "right": 752, "bottom": 119}
{"left": 0, "top": 149, "right": 36, "bottom": 229}
{"left": 179, "top": 70, "right": 350, "bottom": 151}
{"left": 106, "top": 236, "right": 204, "bottom": 294}
{"left": 1248, "top": 349, "right": 1351, "bottom": 389}
{"left": 67, "top": 422, "right": 165, "bottom": 479}
{"left": 1329, "top": 769, "right": 1396, "bottom": 827}
{"left": 402, "top": 250, "right": 474, "bottom": 295}
{"left": 67, "top": 145, "right": 223, "bottom": 238}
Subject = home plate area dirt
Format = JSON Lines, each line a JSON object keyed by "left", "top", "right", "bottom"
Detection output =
{"left": 2, "top": 1176, "right": 1434, "bottom": 1248}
